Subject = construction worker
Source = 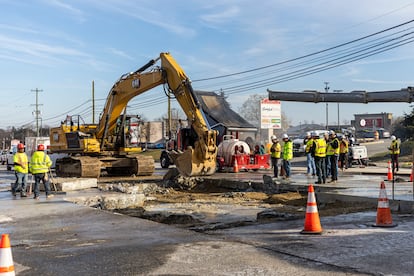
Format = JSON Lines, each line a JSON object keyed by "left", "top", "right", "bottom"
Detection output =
{"left": 282, "top": 134, "right": 293, "bottom": 179}
{"left": 339, "top": 136, "right": 349, "bottom": 171}
{"left": 327, "top": 130, "right": 340, "bottom": 183}
{"left": 270, "top": 135, "right": 281, "bottom": 178}
{"left": 304, "top": 132, "right": 316, "bottom": 176}
{"left": 29, "top": 144, "right": 53, "bottom": 200}
{"left": 311, "top": 131, "right": 327, "bottom": 184}
{"left": 12, "top": 143, "right": 28, "bottom": 197}
{"left": 388, "top": 135, "right": 400, "bottom": 172}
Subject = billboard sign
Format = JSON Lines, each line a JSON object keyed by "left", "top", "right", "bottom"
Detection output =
{"left": 260, "top": 99, "right": 281, "bottom": 129}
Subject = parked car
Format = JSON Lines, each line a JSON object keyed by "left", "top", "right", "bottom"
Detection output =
{"left": 377, "top": 128, "right": 390, "bottom": 139}
{"left": 292, "top": 130, "right": 328, "bottom": 156}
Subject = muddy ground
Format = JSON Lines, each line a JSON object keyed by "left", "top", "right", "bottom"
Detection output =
{"left": 101, "top": 176, "right": 377, "bottom": 232}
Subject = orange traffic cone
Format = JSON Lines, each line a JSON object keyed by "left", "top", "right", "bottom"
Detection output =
{"left": 373, "top": 181, "right": 397, "bottom": 228}
{"left": 387, "top": 161, "right": 393, "bottom": 181}
{"left": 233, "top": 157, "right": 239, "bottom": 173}
{"left": 301, "top": 184, "right": 323, "bottom": 234}
{"left": 0, "top": 234, "right": 15, "bottom": 276}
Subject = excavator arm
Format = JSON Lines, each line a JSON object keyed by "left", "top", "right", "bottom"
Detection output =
{"left": 96, "top": 52, "right": 217, "bottom": 176}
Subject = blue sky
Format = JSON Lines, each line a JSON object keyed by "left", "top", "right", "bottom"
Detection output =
{"left": 1, "top": 0, "right": 414, "bottom": 130}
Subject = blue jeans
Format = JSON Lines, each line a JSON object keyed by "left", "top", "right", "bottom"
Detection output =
{"left": 315, "top": 156, "right": 326, "bottom": 183}
{"left": 306, "top": 153, "right": 316, "bottom": 175}
{"left": 283, "top": 160, "right": 291, "bottom": 177}
{"left": 33, "top": 173, "right": 51, "bottom": 198}
{"left": 271, "top": 157, "right": 279, "bottom": 177}
{"left": 13, "top": 172, "right": 27, "bottom": 194}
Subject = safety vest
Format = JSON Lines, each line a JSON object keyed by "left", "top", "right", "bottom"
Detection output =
{"left": 389, "top": 140, "right": 400, "bottom": 154}
{"left": 13, "top": 152, "right": 28, "bottom": 174}
{"left": 282, "top": 140, "right": 293, "bottom": 160}
{"left": 326, "top": 137, "right": 340, "bottom": 156}
{"left": 270, "top": 142, "right": 281, "bottom": 158}
{"left": 305, "top": 139, "right": 314, "bottom": 153}
{"left": 29, "top": 151, "right": 52, "bottom": 174}
{"left": 339, "top": 140, "right": 349, "bottom": 154}
{"left": 315, "top": 138, "right": 327, "bottom": 157}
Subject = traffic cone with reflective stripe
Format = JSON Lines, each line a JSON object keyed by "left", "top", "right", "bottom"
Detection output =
{"left": 387, "top": 161, "right": 393, "bottom": 181}
{"left": 301, "top": 184, "right": 323, "bottom": 234}
{"left": 0, "top": 234, "right": 15, "bottom": 276}
{"left": 233, "top": 157, "right": 239, "bottom": 173}
{"left": 373, "top": 181, "right": 397, "bottom": 228}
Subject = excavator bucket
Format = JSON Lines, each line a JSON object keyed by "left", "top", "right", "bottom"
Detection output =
{"left": 171, "top": 148, "right": 216, "bottom": 177}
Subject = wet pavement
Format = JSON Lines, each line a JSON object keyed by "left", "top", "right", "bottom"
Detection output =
{"left": 1, "top": 161, "right": 414, "bottom": 275}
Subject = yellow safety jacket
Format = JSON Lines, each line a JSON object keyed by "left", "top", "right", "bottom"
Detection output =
{"left": 29, "top": 151, "right": 52, "bottom": 174}
{"left": 339, "top": 140, "right": 349, "bottom": 154}
{"left": 13, "top": 152, "right": 28, "bottom": 174}
{"left": 326, "top": 137, "right": 340, "bottom": 156}
{"left": 305, "top": 139, "right": 314, "bottom": 153}
{"left": 389, "top": 140, "right": 400, "bottom": 155}
{"left": 315, "top": 138, "right": 327, "bottom": 157}
{"left": 270, "top": 142, "right": 281, "bottom": 158}
{"left": 283, "top": 140, "right": 293, "bottom": 160}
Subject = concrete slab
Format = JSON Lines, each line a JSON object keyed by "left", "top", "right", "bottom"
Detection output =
{"left": 53, "top": 177, "right": 97, "bottom": 191}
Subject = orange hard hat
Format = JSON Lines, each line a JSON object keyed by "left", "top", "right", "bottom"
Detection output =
{"left": 37, "top": 144, "right": 45, "bottom": 151}
{"left": 17, "top": 143, "right": 25, "bottom": 150}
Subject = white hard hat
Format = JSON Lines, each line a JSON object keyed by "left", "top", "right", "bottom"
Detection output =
{"left": 306, "top": 132, "right": 311, "bottom": 136}
{"left": 329, "top": 130, "right": 336, "bottom": 135}
{"left": 271, "top": 135, "right": 277, "bottom": 140}
{"left": 391, "top": 135, "right": 396, "bottom": 141}
{"left": 282, "top": 133, "right": 289, "bottom": 139}
{"left": 311, "top": 131, "right": 319, "bottom": 137}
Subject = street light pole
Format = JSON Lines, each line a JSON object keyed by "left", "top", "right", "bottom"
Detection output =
{"left": 324, "top": 82, "right": 330, "bottom": 130}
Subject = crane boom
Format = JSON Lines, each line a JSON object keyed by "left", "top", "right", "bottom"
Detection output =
{"left": 267, "top": 87, "right": 414, "bottom": 103}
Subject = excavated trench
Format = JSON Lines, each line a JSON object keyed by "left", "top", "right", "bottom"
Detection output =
{"left": 86, "top": 174, "right": 378, "bottom": 232}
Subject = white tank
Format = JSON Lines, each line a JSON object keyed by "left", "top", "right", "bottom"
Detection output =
{"left": 217, "top": 136, "right": 250, "bottom": 166}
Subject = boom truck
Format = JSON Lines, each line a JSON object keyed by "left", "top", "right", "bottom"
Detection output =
{"left": 49, "top": 52, "right": 218, "bottom": 178}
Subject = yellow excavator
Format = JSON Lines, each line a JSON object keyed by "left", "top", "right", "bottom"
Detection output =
{"left": 49, "top": 52, "right": 218, "bottom": 178}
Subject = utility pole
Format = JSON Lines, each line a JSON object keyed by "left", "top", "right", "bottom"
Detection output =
{"left": 324, "top": 82, "right": 329, "bottom": 130}
{"left": 31, "top": 88, "right": 43, "bottom": 137}
{"left": 92, "top": 81, "right": 95, "bottom": 124}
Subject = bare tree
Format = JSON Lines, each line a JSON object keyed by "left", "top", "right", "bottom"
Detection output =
{"left": 239, "top": 94, "right": 266, "bottom": 126}
{"left": 239, "top": 94, "right": 290, "bottom": 131}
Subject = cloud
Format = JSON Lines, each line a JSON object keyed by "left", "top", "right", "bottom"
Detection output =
{"left": 41, "top": 0, "right": 86, "bottom": 23}
{"left": 107, "top": 48, "right": 134, "bottom": 60}
{"left": 351, "top": 78, "right": 410, "bottom": 85}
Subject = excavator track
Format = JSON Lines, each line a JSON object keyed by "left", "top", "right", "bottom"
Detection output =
{"left": 55, "top": 156, "right": 101, "bottom": 178}
{"left": 55, "top": 155, "right": 155, "bottom": 178}
{"left": 105, "top": 155, "right": 155, "bottom": 176}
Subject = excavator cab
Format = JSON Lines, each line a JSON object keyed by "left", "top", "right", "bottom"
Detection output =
{"left": 113, "top": 114, "right": 144, "bottom": 153}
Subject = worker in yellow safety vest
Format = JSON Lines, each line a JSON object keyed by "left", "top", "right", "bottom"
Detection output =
{"left": 29, "top": 144, "right": 53, "bottom": 200}
{"left": 270, "top": 135, "right": 281, "bottom": 178}
{"left": 311, "top": 132, "right": 327, "bottom": 184}
{"left": 282, "top": 134, "right": 293, "bottom": 179}
{"left": 304, "top": 132, "right": 316, "bottom": 176}
{"left": 12, "top": 143, "right": 28, "bottom": 197}
{"left": 339, "top": 136, "right": 349, "bottom": 171}
{"left": 326, "top": 130, "right": 340, "bottom": 183}
{"left": 388, "top": 135, "right": 400, "bottom": 172}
